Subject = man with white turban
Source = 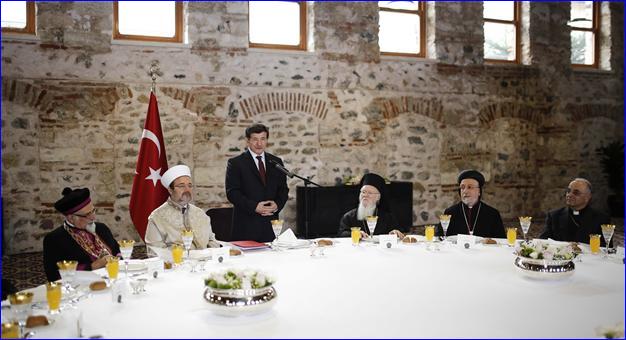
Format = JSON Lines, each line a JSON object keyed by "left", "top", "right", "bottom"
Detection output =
{"left": 145, "top": 164, "right": 220, "bottom": 249}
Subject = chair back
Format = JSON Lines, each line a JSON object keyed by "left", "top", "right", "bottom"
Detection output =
{"left": 206, "top": 207, "right": 233, "bottom": 241}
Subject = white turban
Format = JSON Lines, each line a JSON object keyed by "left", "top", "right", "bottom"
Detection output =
{"left": 161, "top": 165, "right": 191, "bottom": 188}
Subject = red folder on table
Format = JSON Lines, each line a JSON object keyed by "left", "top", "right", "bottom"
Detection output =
{"left": 230, "top": 240, "right": 270, "bottom": 250}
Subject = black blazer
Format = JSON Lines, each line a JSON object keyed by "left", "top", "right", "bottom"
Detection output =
{"left": 225, "top": 150, "right": 289, "bottom": 242}
{"left": 43, "top": 222, "right": 120, "bottom": 282}
{"left": 539, "top": 206, "right": 611, "bottom": 246}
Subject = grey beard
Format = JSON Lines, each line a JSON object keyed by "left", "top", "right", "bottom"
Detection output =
{"left": 86, "top": 222, "right": 97, "bottom": 234}
{"left": 357, "top": 203, "right": 377, "bottom": 221}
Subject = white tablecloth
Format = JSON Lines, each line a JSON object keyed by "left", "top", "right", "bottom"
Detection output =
{"left": 19, "top": 239, "right": 626, "bottom": 338}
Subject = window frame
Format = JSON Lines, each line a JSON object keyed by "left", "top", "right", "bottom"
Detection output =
{"left": 1, "top": 1, "right": 36, "bottom": 35}
{"left": 248, "top": 1, "right": 307, "bottom": 51}
{"left": 379, "top": 1, "right": 426, "bottom": 58}
{"left": 570, "top": 1, "right": 600, "bottom": 68}
{"left": 113, "top": 1, "right": 183, "bottom": 43}
{"left": 483, "top": 1, "right": 521, "bottom": 64}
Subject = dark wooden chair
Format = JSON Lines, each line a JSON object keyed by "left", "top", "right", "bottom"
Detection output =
{"left": 206, "top": 207, "right": 234, "bottom": 242}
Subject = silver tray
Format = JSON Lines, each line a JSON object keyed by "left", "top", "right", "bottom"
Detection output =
{"left": 514, "top": 257, "right": 575, "bottom": 280}
{"left": 203, "top": 285, "right": 277, "bottom": 316}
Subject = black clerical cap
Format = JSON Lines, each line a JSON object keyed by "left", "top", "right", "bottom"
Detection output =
{"left": 360, "top": 173, "right": 390, "bottom": 212}
{"left": 457, "top": 169, "right": 485, "bottom": 187}
{"left": 54, "top": 187, "right": 91, "bottom": 215}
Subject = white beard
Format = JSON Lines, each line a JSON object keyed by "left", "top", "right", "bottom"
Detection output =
{"left": 86, "top": 222, "right": 97, "bottom": 234}
{"left": 357, "top": 203, "right": 377, "bottom": 221}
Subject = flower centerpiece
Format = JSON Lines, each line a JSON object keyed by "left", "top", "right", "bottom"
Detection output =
{"left": 515, "top": 239, "right": 578, "bottom": 264}
{"left": 203, "top": 269, "right": 277, "bottom": 316}
{"left": 513, "top": 240, "right": 577, "bottom": 280}
{"left": 204, "top": 269, "right": 274, "bottom": 291}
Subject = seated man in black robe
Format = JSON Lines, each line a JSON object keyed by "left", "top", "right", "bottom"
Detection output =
{"left": 43, "top": 187, "right": 121, "bottom": 282}
{"left": 338, "top": 173, "right": 406, "bottom": 239}
{"left": 539, "top": 178, "right": 611, "bottom": 246}
{"left": 439, "top": 169, "right": 505, "bottom": 239}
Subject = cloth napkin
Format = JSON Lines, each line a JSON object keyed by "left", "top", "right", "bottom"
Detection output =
{"left": 276, "top": 228, "right": 299, "bottom": 246}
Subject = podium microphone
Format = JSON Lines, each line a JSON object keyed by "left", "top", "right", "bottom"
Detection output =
{"left": 268, "top": 159, "right": 294, "bottom": 178}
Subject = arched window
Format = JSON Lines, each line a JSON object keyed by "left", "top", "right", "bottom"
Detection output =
{"left": 113, "top": 1, "right": 183, "bottom": 43}
{"left": 378, "top": 1, "right": 426, "bottom": 57}
{"left": 484, "top": 1, "right": 520, "bottom": 63}
{"left": 569, "top": 1, "right": 599, "bottom": 67}
{"left": 1, "top": 1, "right": 35, "bottom": 35}
{"left": 249, "top": 1, "right": 307, "bottom": 51}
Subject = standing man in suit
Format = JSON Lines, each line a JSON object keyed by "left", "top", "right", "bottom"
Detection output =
{"left": 226, "top": 123, "right": 289, "bottom": 242}
{"left": 540, "top": 178, "right": 611, "bottom": 245}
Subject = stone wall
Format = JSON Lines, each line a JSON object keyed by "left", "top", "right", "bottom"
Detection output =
{"left": 2, "top": 2, "right": 623, "bottom": 254}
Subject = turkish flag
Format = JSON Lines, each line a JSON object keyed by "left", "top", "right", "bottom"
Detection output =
{"left": 129, "top": 92, "right": 169, "bottom": 240}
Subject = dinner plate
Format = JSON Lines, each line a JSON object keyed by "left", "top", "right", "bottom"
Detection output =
{"left": 121, "top": 260, "right": 147, "bottom": 272}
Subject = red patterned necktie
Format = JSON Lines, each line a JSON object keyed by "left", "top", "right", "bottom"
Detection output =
{"left": 257, "top": 156, "right": 266, "bottom": 185}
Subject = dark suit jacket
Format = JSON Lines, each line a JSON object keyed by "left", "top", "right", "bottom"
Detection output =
{"left": 438, "top": 201, "right": 506, "bottom": 239}
{"left": 43, "top": 222, "right": 120, "bottom": 282}
{"left": 226, "top": 150, "right": 289, "bottom": 242}
{"left": 539, "top": 206, "right": 611, "bottom": 246}
{"left": 338, "top": 208, "right": 402, "bottom": 237}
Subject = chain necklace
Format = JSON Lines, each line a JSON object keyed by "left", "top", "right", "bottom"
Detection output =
{"left": 461, "top": 202, "right": 482, "bottom": 235}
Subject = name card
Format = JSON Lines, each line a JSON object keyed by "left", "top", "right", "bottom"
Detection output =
{"left": 378, "top": 235, "right": 398, "bottom": 249}
{"left": 144, "top": 257, "right": 164, "bottom": 279}
{"left": 212, "top": 246, "right": 231, "bottom": 264}
{"left": 456, "top": 234, "right": 476, "bottom": 249}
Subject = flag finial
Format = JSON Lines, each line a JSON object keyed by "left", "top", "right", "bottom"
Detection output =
{"left": 148, "top": 60, "right": 162, "bottom": 93}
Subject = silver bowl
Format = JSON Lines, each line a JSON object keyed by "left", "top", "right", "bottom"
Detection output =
{"left": 514, "top": 256, "right": 575, "bottom": 280}
{"left": 203, "top": 285, "right": 277, "bottom": 316}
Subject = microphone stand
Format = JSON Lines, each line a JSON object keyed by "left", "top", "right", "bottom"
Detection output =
{"left": 270, "top": 160, "right": 321, "bottom": 238}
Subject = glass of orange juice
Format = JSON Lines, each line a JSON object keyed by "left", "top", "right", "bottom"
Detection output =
{"left": 506, "top": 227, "right": 517, "bottom": 247}
{"left": 171, "top": 244, "right": 184, "bottom": 265}
{"left": 351, "top": 227, "right": 361, "bottom": 246}
{"left": 46, "top": 282, "right": 62, "bottom": 315}
{"left": 589, "top": 234, "right": 601, "bottom": 254}
{"left": 106, "top": 256, "right": 120, "bottom": 281}
{"left": 2, "top": 322, "right": 19, "bottom": 339}
{"left": 425, "top": 225, "right": 435, "bottom": 242}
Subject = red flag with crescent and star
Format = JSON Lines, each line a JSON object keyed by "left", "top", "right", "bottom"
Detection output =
{"left": 129, "top": 92, "right": 169, "bottom": 240}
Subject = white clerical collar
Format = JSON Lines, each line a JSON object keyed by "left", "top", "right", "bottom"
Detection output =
{"left": 573, "top": 210, "right": 580, "bottom": 215}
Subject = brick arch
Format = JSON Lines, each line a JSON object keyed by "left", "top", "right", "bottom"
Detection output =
{"left": 478, "top": 102, "right": 550, "bottom": 127}
{"left": 2, "top": 78, "right": 125, "bottom": 117}
{"left": 237, "top": 92, "right": 329, "bottom": 120}
{"left": 566, "top": 103, "right": 623, "bottom": 122}
{"left": 367, "top": 96, "right": 444, "bottom": 122}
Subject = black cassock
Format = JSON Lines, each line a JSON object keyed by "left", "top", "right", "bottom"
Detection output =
{"left": 539, "top": 206, "right": 611, "bottom": 246}
{"left": 437, "top": 201, "right": 505, "bottom": 239}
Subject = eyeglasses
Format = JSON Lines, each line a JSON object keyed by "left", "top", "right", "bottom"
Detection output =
{"left": 565, "top": 188, "right": 589, "bottom": 196}
{"left": 459, "top": 185, "right": 479, "bottom": 191}
{"left": 174, "top": 184, "right": 194, "bottom": 190}
{"left": 73, "top": 208, "right": 96, "bottom": 218}
{"left": 360, "top": 190, "right": 380, "bottom": 196}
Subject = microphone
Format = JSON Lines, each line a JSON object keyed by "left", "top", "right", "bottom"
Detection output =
{"left": 268, "top": 159, "right": 294, "bottom": 178}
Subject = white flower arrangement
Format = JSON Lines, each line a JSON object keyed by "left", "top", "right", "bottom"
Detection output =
{"left": 516, "top": 239, "right": 577, "bottom": 261}
{"left": 204, "top": 269, "right": 274, "bottom": 290}
{"left": 596, "top": 322, "right": 625, "bottom": 339}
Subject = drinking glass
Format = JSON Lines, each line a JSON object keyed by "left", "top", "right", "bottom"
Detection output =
{"left": 118, "top": 239, "right": 135, "bottom": 277}
{"left": 46, "top": 282, "right": 62, "bottom": 315}
{"left": 8, "top": 292, "right": 33, "bottom": 338}
{"left": 105, "top": 256, "right": 120, "bottom": 282}
{"left": 506, "top": 227, "right": 517, "bottom": 247}
{"left": 425, "top": 225, "right": 435, "bottom": 250}
{"left": 366, "top": 216, "right": 378, "bottom": 237}
{"left": 351, "top": 227, "right": 361, "bottom": 246}
{"left": 518, "top": 216, "right": 532, "bottom": 241}
{"left": 589, "top": 234, "right": 601, "bottom": 254}
{"left": 181, "top": 228, "right": 194, "bottom": 260}
{"left": 1, "top": 322, "right": 19, "bottom": 339}
{"left": 171, "top": 244, "right": 184, "bottom": 266}
{"left": 271, "top": 219, "right": 284, "bottom": 238}
{"left": 56, "top": 260, "right": 78, "bottom": 293}
{"left": 439, "top": 214, "right": 451, "bottom": 243}
{"left": 600, "top": 224, "right": 616, "bottom": 258}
